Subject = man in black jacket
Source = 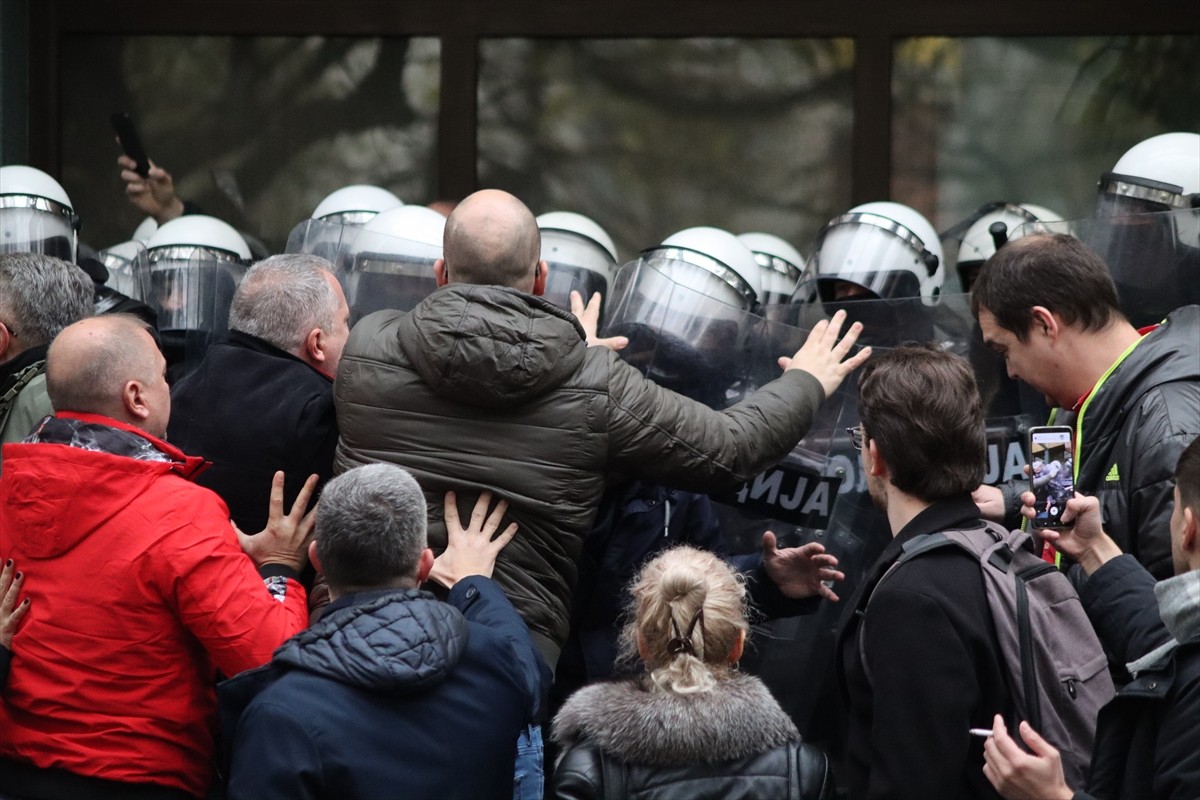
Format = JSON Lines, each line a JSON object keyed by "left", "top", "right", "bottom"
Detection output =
{"left": 835, "top": 344, "right": 1012, "bottom": 800}
{"left": 971, "top": 234, "right": 1199, "bottom": 579}
{"left": 983, "top": 436, "right": 1200, "bottom": 800}
{"left": 220, "top": 463, "right": 550, "bottom": 800}
{"left": 169, "top": 253, "right": 350, "bottom": 534}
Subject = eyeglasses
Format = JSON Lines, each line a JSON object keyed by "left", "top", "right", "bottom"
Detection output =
{"left": 846, "top": 425, "right": 865, "bottom": 451}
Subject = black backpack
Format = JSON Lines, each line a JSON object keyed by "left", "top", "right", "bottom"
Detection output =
{"left": 858, "top": 521, "right": 1114, "bottom": 789}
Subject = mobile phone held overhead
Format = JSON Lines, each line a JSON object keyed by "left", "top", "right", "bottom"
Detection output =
{"left": 111, "top": 112, "right": 151, "bottom": 178}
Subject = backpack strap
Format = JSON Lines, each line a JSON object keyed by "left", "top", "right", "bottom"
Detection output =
{"left": 855, "top": 523, "right": 1007, "bottom": 687}
{"left": 0, "top": 362, "right": 45, "bottom": 435}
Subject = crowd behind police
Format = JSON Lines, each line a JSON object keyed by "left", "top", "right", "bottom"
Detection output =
{"left": 0, "top": 129, "right": 1196, "bottom": 800}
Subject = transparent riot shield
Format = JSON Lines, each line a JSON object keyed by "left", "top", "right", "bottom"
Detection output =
{"left": 1018, "top": 208, "right": 1200, "bottom": 328}
{"left": 97, "top": 240, "right": 152, "bottom": 303}
{"left": 283, "top": 217, "right": 364, "bottom": 268}
{"left": 0, "top": 196, "right": 77, "bottom": 262}
{"left": 542, "top": 262, "right": 610, "bottom": 315}
{"left": 600, "top": 255, "right": 764, "bottom": 410}
{"left": 339, "top": 225, "right": 441, "bottom": 324}
{"left": 148, "top": 249, "right": 247, "bottom": 382}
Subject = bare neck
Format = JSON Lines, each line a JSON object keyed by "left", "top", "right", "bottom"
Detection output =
{"left": 1058, "top": 321, "right": 1142, "bottom": 405}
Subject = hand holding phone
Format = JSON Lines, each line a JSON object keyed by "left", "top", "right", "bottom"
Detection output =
{"left": 111, "top": 112, "right": 151, "bottom": 178}
{"left": 1027, "top": 426, "right": 1075, "bottom": 529}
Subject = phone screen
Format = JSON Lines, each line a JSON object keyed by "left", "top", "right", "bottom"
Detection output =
{"left": 1029, "top": 427, "right": 1074, "bottom": 528}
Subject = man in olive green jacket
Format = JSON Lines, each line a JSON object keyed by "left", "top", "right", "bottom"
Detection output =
{"left": 334, "top": 189, "right": 869, "bottom": 667}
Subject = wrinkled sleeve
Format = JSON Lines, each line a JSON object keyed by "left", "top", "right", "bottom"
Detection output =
{"left": 1077, "top": 555, "right": 1170, "bottom": 666}
{"left": 606, "top": 357, "right": 825, "bottom": 493}
{"left": 1156, "top": 670, "right": 1200, "bottom": 800}
{"left": 227, "top": 698, "right": 322, "bottom": 800}
{"left": 450, "top": 576, "right": 552, "bottom": 720}
{"left": 154, "top": 513, "right": 308, "bottom": 678}
{"left": 1122, "top": 413, "right": 1194, "bottom": 579}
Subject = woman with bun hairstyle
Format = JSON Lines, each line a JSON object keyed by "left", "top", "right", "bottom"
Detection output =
{"left": 551, "top": 546, "right": 835, "bottom": 799}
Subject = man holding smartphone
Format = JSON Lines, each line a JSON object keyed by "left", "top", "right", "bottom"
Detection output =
{"left": 971, "top": 233, "right": 1199, "bottom": 580}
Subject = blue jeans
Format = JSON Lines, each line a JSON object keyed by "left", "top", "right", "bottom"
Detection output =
{"left": 513, "top": 723, "right": 544, "bottom": 800}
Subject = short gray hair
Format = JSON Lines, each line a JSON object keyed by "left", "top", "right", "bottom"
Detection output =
{"left": 316, "top": 463, "right": 428, "bottom": 592}
{"left": 0, "top": 253, "right": 94, "bottom": 348}
{"left": 228, "top": 254, "right": 338, "bottom": 354}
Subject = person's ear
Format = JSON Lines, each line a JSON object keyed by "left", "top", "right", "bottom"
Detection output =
{"left": 865, "top": 438, "right": 887, "bottom": 478}
{"left": 303, "top": 327, "right": 326, "bottom": 366}
{"left": 434, "top": 259, "right": 448, "bottom": 287}
{"left": 0, "top": 322, "right": 12, "bottom": 362}
{"left": 123, "top": 379, "right": 151, "bottom": 423}
{"left": 728, "top": 628, "right": 746, "bottom": 664}
{"left": 1030, "top": 306, "right": 1060, "bottom": 341}
{"left": 416, "top": 547, "right": 435, "bottom": 583}
{"left": 308, "top": 540, "right": 323, "bottom": 576}
{"left": 532, "top": 260, "right": 548, "bottom": 296}
{"left": 636, "top": 628, "right": 651, "bottom": 662}
{"left": 1182, "top": 506, "right": 1198, "bottom": 554}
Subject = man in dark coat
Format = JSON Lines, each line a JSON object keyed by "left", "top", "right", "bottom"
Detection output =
{"left": 835, "top": 344, "right": 1013, "bottom": 800}
{"left": 169, "top": 253, "right": 350, "bottom": 534}
{"left": 334, "top": 188, "right": 870, "bottom": 670}
{"left": 220, "top": 463, "right": 550, "bottom": 800}
{"left": 971, "top": 233, "right": 1199, "bottom": 579}
{"left": 983, "top": 436, "right": 1200, "bottom": 800}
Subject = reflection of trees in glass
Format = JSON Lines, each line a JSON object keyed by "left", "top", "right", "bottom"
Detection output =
{"left": 893, "top": 36, "right": 1200, "bottom": 235}
{"left": 61, "top": 36, "right": 439, "bottom": 251}
{"left": 479, "top": 39, "right": 855, "bottom": 262}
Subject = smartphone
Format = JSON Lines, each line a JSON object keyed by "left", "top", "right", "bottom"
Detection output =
{"left": 111, "top": 112, "right": 151, "bottom": 178}
{"left": 1027, "top": 425, "right": 1075, "bottom": 528}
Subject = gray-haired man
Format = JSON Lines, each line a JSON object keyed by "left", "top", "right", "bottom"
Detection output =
{"left": 221, "top": 463, "right": 550, "bottom": 800}
{"left": 0, "top": 253, "right": 94, "bottom": 466}
{"left": 169, "top": 253, "right": 351, "bottom": 534}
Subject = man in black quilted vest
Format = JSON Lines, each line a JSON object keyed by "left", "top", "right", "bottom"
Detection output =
{"left": 834, "top": 343, "right": 1013, "bottom": 800}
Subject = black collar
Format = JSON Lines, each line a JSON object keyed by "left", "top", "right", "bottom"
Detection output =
{"left": 0, "top": 344, "right": 49, "bottom": 387}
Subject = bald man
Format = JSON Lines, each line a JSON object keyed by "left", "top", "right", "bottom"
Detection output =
{"left": 0, "top": 314, "right": 315, "bottom": 799}
{"left": 336, "top": 188, "right": 868, "bottom": 670}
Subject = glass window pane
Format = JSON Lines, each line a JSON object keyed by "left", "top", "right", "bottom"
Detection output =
{"left": 893, "top": 35, "right": 1200, "bottom": 287}
{"left": 478, "top": 38, "right": 854, "bottom": 263}
{"left": 60, "top": 35, "right": 440, "bottom": 253}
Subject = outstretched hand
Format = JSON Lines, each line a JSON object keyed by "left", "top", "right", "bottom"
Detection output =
{"left": 0, "top": 561, "right": 29, "bottom": 649}
{"left": 778, "top": 309, "right": 871, "bottom": 399}
{"left": 429, "top": 491, "right": 519, "bottom": 589}
{"left": 982, "top": 715, "right": 1074, "bottom": 800}
{"left": 570, "top": 290, "right": 628, "bottom": 351}
{"left": 761, "top": 531, "right": 844, "bottom": 602}
{"left": 117, "top": 154, "right": 185, "bottom": 223}
{"left": 238, "top": 471, "right": 320, "bottom": 572}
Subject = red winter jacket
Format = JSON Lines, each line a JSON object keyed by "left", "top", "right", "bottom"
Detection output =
{"left": 0, "top": 413, "right": 308, "bottom": 797}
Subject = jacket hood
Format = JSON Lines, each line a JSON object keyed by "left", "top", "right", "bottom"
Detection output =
{"left": 0, "top": 414, "right": 206, "bottom": 559}
{"left": 1087, "top": 305, "right": 1200, "bottom": 433}
{"left": 397, "top": 285, "right": 588, "bottom": 409}
{"left": 271, "top": 589, "right": 469, "bottom": 694}
{"left": 552, "top": 672, "right": 799, "bottom": 768}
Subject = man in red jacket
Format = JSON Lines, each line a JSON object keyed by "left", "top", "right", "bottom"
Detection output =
{"left": 0, "top": 314, "right": 316, "bottom": 800}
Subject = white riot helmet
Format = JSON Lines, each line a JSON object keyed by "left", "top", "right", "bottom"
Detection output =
{"left": 600, "top": 226, "right": 762, "bottom": 409}
{"left": 0, "top": 165, "right": 80, "bottom": 262}
{"left": 536, "top": 211, "right": 619, "bottom": 311}
{"left": 737, "top": 232, "right": 805, "bottom": 305}
{"left": 803, "top": 201, "right": 943, "bottom": 306}
{"left": 1096, "top": 132, "right": 1200, "bottom": 218}
{"left": 953, "top": 202, "right": 1063, "bottom": 292}
{"left": 342, "top": 205, "right": 446, "bottom": 318}
{"left": 312, "top": 184, "right": 404, "bottom": 226}
{"left": 97, "top": 239, "right": 152, "bottom": 304}
{"left": 146, "top": 214, "right": 250, "bottom": 336}
{"left": 132, "top": 216, "right": 158, "bottom": 244}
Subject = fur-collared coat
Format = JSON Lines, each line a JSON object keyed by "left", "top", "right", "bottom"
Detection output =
{"left": 550, "top": 672, "right": 834, "bottom": 800}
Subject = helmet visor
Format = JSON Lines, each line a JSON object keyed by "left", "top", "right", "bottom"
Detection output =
{"left": 98, "top": 240, "right": 151, "bottom": 302}
{"left": 541, "top": 263, "right": 610, "bottom": 315}
{"left": 1018, "top": 208, "right": 1200, "bottom": 327}
{"left": 148, "top": 248, "right": 246, "bottom": 334}
{"left": 0, "top": 205, "right": 76, "bottom": 262}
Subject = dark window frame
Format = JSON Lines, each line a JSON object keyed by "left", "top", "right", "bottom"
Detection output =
{"left": 25, "top": 0, "right": 1199, "bottom": 205}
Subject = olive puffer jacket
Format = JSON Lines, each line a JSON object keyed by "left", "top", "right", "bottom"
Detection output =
{"left": 334, "top": 285, "right": 826, "bottom": 665}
